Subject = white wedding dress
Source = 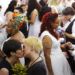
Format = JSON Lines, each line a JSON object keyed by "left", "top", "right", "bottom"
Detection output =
{"left": 40, "top": 30, "right": 72, "bottom": 75}
{"left": 28, "top": 9, "right": 41, "bottom": 37}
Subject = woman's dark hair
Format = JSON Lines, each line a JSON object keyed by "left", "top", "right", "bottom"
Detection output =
{"left": 72, "top": 2, "right": 75, "bottom": 10}
{"left": 62, "top": 7, "right": 75, "bottom": 16}
{"left": 39, "top": 0, "right": 48, "bottom": 7}
{"left": 3, "top": 39, "right": 22, "bottom": 57}
{"left": 4, "top": 0, "right": 17, "bottom": 15}
{"left": 39, "top": 6, "right": 51, "bottom": 21}
{"left": 39, "top": 12, "right": 59, "bottom": 39}
{"left": 27, "top": 0, "right": 41, "bottom": 20}
{"left": 15, "top": 7, "right": 24, "bottom": 13}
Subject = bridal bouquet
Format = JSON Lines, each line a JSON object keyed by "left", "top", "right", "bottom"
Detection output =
{"left": 12, "top": 63, "right": 27, "bottom": 75}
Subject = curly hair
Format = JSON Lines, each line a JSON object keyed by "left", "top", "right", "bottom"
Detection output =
{"left": 39, "top": 12, "right": 59, "bottom": 39}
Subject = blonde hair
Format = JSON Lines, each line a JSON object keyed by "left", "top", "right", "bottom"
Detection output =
{"left": 24, "top": 36, "right": 43, "bottom": 53}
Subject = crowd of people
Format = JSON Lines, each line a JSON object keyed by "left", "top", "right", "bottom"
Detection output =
{"left": 0, "top": 0, "right": 75, "bottom": 75}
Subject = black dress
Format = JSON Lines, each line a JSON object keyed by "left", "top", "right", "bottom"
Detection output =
{"left": 27, "top": 60, "right": 47, "bottom": 75}
{"left": 0, "top": 58, "right": 13, "bottom": 75}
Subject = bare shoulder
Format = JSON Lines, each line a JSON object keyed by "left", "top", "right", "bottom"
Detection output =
{"left": 15, "top": 31, "right": 25, "bottom": 38}
{"left": 19, "top": 31, "right": 25, "bottom": 38}
{"left": 42, "top": 35, "right": 52, "bottom": 45}
{"left": 42, "top": 35, "right": 52, "bottom": 54}
{"left": 42, "top": 35, "right": 52, "bottom": 50}
{"left": 32, "top": 9, "right": 38, "bottom": 15}
{"left": 0, "top": 68, "right": 9, "bottom": 75}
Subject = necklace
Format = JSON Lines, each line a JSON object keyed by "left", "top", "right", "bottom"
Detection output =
{"left": 28, "top": 56, "right": 41, "bottom": 68}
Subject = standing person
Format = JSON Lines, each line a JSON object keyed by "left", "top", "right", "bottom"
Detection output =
{"left": 0, "top": 5, "right": 7, "bottom": 54}
{"left": 20, "top": 4, "right": 29, "bottom": 38}
{"left": 62, "top": 7, "right": 75, "bottom": 44}
{"left": 4, "top": 0, "right": 17, "bottom": 24}
{"left": 0, "top": 39, "right": 23, "bottom": 75}
{"left": 6, "top": 18, "right": 25, "bottom": 41}
{"left": 39, "top": 12, "right": 72, "bottom": 75}
{"left": 6, "top": 19, "right": 25, "bottom": 65}
{"left": 62, "top": 7, "right": 75, "bottom": 74}
{"left": 4, "top": 0, "right": 17, "bottom": 15}
{"left": 23, "top": 36, "right": 47, "bottom": 75}
{"left": 27, "top": 0, "right": 42, "bottom": 37}
{"left": 39, "top": 0, "right": 48, "bottom": 7}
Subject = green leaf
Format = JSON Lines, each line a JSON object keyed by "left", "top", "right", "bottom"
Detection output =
{"left": 12, "top": 63, "right": 27, "bottom": 75}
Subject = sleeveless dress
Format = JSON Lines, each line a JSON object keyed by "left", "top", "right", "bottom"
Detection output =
{"left": 28, "top": 9, "right": 41, "bottom": 37}
{"left": 40, "top": 30, "right": 72, "bottom": 75}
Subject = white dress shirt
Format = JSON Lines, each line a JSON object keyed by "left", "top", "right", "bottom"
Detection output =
{"left": 62, "top": 15, "right": 75, "bottom": 37}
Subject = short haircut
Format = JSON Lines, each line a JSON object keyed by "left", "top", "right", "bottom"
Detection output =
{"left": 24, "top": 36, "right": 43, "bottom": 53}
{"left": 62, "top": 7, "right": 75, "bottom": 16}
{"left": 3, "top": 39, "right": 22, "bottom": 57}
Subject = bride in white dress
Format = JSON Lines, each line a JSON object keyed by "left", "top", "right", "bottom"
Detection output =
{"left": 39, "top": 12, "right": 72, "bottom": 75}
{"left": 28, "top": 9, "right": 41, "bottom": 37}
{"left": 27, "top": 0, "right": 41, "bottom": 37}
